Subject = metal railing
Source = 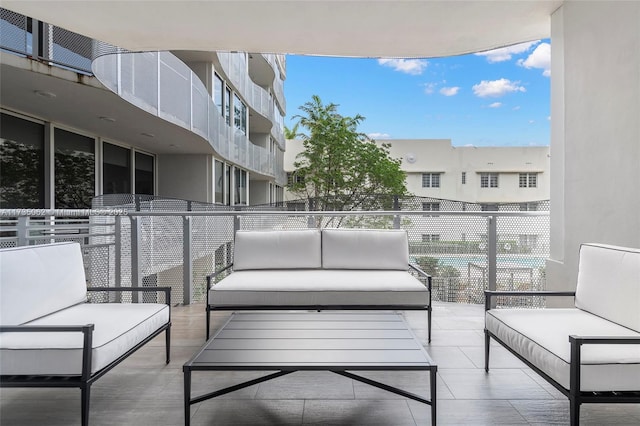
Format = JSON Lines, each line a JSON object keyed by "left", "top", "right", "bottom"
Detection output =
{"left": 1, "top": 200, "right": 549, "bottom": 308}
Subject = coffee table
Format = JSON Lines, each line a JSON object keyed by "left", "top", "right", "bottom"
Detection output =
{"left": 183, "top": 312, "right": 437, "bottom": 425}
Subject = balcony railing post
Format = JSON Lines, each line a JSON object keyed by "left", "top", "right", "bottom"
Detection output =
{"left": 307, "top": 199, "right": 316, "bottom": 228}
{"left": 16, "top": 216, "right": 29, "bottom": 247}
{"left": 114, "top": 215, "right": 122, "bottom": 302}
{"left": 393, "top": 195, "right": 401, "bottom": 229}
{"left": 183, "top": 215, "right": 193, "bottom": 305}
{"left": 233, "top": 206, "right": 241, "bottom": 233}
{"left": 488, "top": 215, "right": 498, "bottom": 308}
{"left": 130, "top": 216, "right": 142, "bottom": 303}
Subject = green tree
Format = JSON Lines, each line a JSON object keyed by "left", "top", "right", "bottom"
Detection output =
{"left": 284, "top": 122, "right": 300, "bottom": 139}
{"left": 288, "top": 95, "right": 408, "bottom": 226}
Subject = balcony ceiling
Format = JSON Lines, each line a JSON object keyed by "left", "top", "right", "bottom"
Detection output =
{"left": 3, "top": 1, "right": 563, "bottom": 57}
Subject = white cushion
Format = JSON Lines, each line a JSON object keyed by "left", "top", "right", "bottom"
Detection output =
{"left": 233, "top": 230, "right": 322, "bottom": 270}
{"left": 0, "top": 303, "right": 170, "bottom": 375}
{"left": 209, "top": 270, "right": 429, "bottom": 306}
{"left": 0, "top": 243, "right": 87, "bottom": 325}
{"left": 486, "top": 308, "right": 640, "bottom": 391}
{"left": 575, "top": 243, "right": 640, "bottom": 332}
{"left": 322, "top": 229, "right": 409, "bottom": 270}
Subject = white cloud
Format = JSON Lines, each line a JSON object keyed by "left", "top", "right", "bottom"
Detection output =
{"left": 472, "top": 78, "right": 526, "bottom": 98}
{"left": 488, "top": 102, "right": 502, "bottom": 108}
{"left": 518, "top": 42, "right": 551, "bottom": 76}
{"left": 378, "top": 58, "right": 428, "bottom": 75}
{"left": 439, "top": 86, "right": 460, "bottom": 96}
{"left": 423, "top": 82, "right": 437, "bottom": 95}
{"left": 512, "top": 106, "right": 521, "bottom": 111}
{"left": 529, "top": 120, "right": 535, "bottom": 124}
{"left": 475, "top": 41, "right": 539, "bottom": 63}
{"left": 367, "top": 132, "right": 391, "bottom": 139}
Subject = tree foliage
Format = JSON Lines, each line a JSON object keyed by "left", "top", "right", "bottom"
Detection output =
{"left": 284, "top": 122, "right": 300, "bottom": 139}
{"left": 287, "top": 95, "right": 407, "bottom": 225}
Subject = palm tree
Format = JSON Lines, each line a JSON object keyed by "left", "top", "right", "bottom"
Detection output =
{"left": 284, "top": 122, "right": 300, "bottom": 139}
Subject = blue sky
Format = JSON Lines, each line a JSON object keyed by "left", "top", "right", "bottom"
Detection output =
{"left": 284, "top": 40, "right": 550, "bottom": 147}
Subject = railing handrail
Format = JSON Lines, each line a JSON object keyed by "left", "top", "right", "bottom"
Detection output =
{"left": 0, "top": 209, "right": 550, "bottom": 218}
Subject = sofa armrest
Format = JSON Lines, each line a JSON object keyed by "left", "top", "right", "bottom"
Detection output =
{"left": 568, "top": 335, "right": 640, "bottom": 394}
{"left": 408, "top": 263, "right": 432, "bottom": 292}
{"left": 484, "top": 290, "right": 576, "bottom": 311}
{"left": 0, "top": 324, "right": 95, "bottom": 380}
{"left": 206, "top": 264, "right": 234, "bottom": 290}
{"left": 87, "top": 286, "right": 171, "bottom": 306}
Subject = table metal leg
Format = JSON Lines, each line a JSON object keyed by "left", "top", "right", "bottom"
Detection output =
{"left": 184, "top": 368, "right": 191, "bottom": 426}
{"left": 431, "top": 367, "right": 437, "bottom": 426}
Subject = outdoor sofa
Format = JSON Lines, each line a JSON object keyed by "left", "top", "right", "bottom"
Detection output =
{"left": 484, "top": 243, "right": 640, "bottom": 425}
{"left": 0, "top": 242, "right": 172, "bottom": 426}
{"left": 206, "top": 228, "right": 432, "bottom": 341}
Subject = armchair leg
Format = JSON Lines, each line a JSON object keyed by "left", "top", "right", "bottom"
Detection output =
{"left": 81, "top": 384, "right": 91, "bottom": 426}
{"left": 206, "top": 306, "right": 211, "bottom": 340}
{"left": 165, "top": 326, "right": 171, "bottom": 364}
{"left": 427, "top": 307, "right": 432, "bottom": 343}
{"left": 569, "top": 396, "right": 580, "bottom": 426}
{"left": 484, "top": 330, "right": 490, "bottom": 372}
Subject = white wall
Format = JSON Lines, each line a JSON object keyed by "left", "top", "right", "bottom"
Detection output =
{"left": 547, "top": 1, "right": 640, "bottom": 294}
{"left": 157, "top": 154, "right": 213, "bottom": 202}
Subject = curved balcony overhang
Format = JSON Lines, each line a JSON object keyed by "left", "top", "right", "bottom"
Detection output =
{"left": 91, "top": 48, "right": 276, "bottom": 178}
{"left": 216, "top": 52, "right": 285, "bottom": 149}
{"left": 3, "top": 1, "right": 560, "bottom": 58}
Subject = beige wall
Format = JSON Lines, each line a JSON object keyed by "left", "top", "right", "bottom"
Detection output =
{"left": 157, "top": 154, "right": 213, "bottom": 203}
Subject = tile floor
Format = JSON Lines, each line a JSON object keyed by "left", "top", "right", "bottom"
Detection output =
{"left": 2, "top": 302, "right": 640, "bottom": 425}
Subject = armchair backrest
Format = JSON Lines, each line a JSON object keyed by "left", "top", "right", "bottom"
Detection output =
{"left": 575, "top": 243, "right": 640, "bottom": 332}
{"left": 0, "top": 242, "right": 88, "bottom": 325}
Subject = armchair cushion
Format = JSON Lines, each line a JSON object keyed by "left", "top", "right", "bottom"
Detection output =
{"left": 0, "top": 303, "right": 169, "bottom": 375}
{"left": 486, "top": 308, "right": 640, "bottom": 391}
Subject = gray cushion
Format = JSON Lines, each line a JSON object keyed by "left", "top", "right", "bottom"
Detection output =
{"left": 0, "top": 242, "right": 87, "bottom": 325}
{"left": 233, "top": 230, "right": 322, "bottom": 270}
{"left": 486, "top": 308, "right": 640, "bottom": 391}
{"left": 209, "top": 270, "right": 429, "bottom": 307}
{"left": 575, "top": 243, "right": 640, "bottom": 332}
{"left": 0, "top": 303, "right": 170, "bottom": 375}
{"left": 322, "top": 229, "right": 409, "bottom": 270}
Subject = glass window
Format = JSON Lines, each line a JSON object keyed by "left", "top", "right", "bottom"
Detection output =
{"left": 214, "top": 74, "right": 224, "bottom": 116}
{"left": 215, "top": 160, "right": 224, "bottom": 204}
{"left": 224, "top": 87, "right": 231, "bottom": 126}
{"left": 480, "top": 173, "right": 499, "bottom": 188}
{"left": 481, "top": 203, "right": 499, "bottom": 211}
{"left": 103, "top": 143, "right": 131, "bottom": 194}
{"left": 54, "top": 128, "right": 95, "bottom": 208}
{"left": 421, "top": 173, "right": 440, "bottom": 188}
{"left": 0, "top": 113, "right": 45, "bottom": 208}
{"left": 225, "top": 164, "right": 231, "bottom": 205}
{"left": 134, "top": 152, "right": 154, "bottom": 195}
{"left": 519, "top": 172, "right": 538, "bottom": 188}
{"left": 421, "top": 234, "right": 440, "bottom": 242}
{"left": 234, "top": 168, "right": 247, "bottom": 205}
{"left": 461, "top": 171, "right": 466, "bottom": 184}
{"left": 233, "top": 94, "right": 247, "bottom": 135}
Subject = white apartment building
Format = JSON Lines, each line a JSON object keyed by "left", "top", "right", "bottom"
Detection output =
{"left": 285, "top": 138, "right": 550, "bottom": 208}
{"left": 0, "top": 8, "right": 287, "bottom": 210}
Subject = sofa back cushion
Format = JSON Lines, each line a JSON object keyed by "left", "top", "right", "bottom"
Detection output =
{"left": 575, "top": 243, "right": 640, "bottom": 332}
{"left": 233, "top": 230, "right": 322, "bottom": 270}
{"left": 0, "top": 242, "right": 88, "bottom": 325}
{"left": 322, "top": 229, "right": 409, "bottom": 270}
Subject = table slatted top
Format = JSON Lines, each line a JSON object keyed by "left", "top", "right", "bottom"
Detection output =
{"left": 186, "top": 312, "right": 434, "bottom": 371}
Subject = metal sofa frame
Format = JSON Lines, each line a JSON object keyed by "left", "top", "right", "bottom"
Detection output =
{"left": 484, "top": 290, "right": 640, "bottom": 426}
{"left": 0, "top": 287, "right": 172, "bottom": 426}
{"left": 206, "top": 263, "right": 432, "bottom": 342}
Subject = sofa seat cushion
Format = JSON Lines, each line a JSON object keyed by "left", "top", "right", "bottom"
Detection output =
{"left": 486, "top": 308, "right": 640, "bottom": 391}
{"left": 209, "top": 270, "right": 429, "bottom": 307}
{"left": 0, "top": 303, "right": 170, "bottom": 375}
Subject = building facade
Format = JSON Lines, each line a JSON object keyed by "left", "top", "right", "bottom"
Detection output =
{"left": 0, "top": 8, "right": 287, "bottom": 210}
{"left": 284, "top": 138, "right": 550, "bottom": 208}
